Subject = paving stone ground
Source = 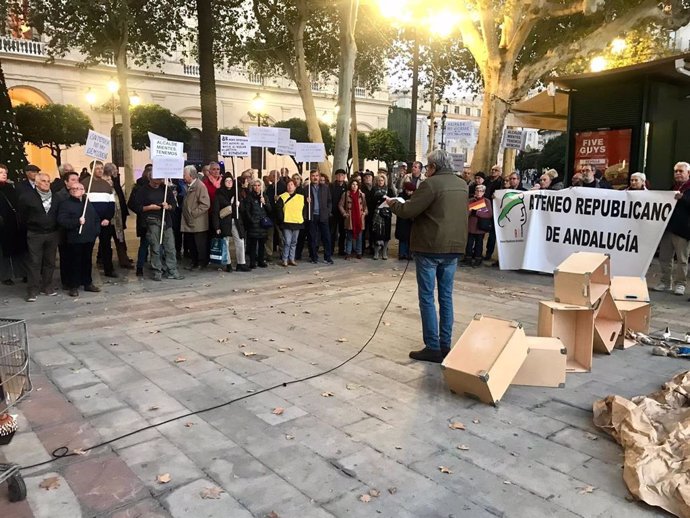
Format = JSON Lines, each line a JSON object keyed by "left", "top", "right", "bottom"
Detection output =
{"left": 0, "top": 246, "right": 687, "bottom": 518}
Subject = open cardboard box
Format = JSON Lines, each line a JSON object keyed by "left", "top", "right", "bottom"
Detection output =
{"left": 512, "top": 337, "right": 567, "bottom": 388}
{"left": 614, "top": 300, "right": 651, "bottom": 349}
{"left": 538, "top": 301, "right": 594, "bottom": 373}
{"left": 610, "top": 276, "right": 650, "bottom": 302}
{"left": 554, "top": 252, "right": 610, "bottom": 308}
{"left": 442, "top": 314, "right": 528, "bottom": 406}
{"left": 593, "top": 291, "right": 623, "bottom": 354}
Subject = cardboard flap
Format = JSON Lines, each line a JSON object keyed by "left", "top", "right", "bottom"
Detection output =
{"left": 610, "top": 276, "right": 650, "bottom": 302}
{"left": 593, "top": 292, "right": 623, "bottom": 354}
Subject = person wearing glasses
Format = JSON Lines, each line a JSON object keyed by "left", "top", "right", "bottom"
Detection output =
{"left": 57, "top": 183, "right": 102, "bottom": 297}
{"left": 654, "top": 162, "right": 690, "bottom": 297}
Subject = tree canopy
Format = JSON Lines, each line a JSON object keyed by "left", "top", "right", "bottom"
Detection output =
{"left": 366, "top": 128, "right": 405, "bottom": 167}
{"left": 130, "top": 104, "right": 191, "bottom": 151}
{"left": 14, "top": 103, "right": 92, "bottom": 166}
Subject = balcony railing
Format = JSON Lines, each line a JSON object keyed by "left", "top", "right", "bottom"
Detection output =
{"left": 354, "top": 86, "right": 366, "bottom": 98}
{"left": 0, "top": 36, "right": 46, "bottom": 57}
{"left": 183, "top": 63, "right": 200, "bottom": 76}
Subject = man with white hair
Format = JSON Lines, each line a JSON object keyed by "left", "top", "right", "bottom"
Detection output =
{"left": 182, "top": 165, "right": 211, "bottom": 270}
{"left": 386, "top": 149, "right": 469, "bottom": 363}
{"left": 654, "top": 161, "right": 690, "bottom": 296}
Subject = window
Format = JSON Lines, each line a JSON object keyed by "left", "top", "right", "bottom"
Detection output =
{"left": 443, "top": 104, "right": 449, "bottom": 112}
{"left": 465, "top": 107, "right": 471, "bottom": 116}
{"left": 185, "top": 129, "right": 203, "bottom": 164}
{"left": 477, "top": 108, "right": 481, "bottom": 117}
{"left": 454, "top": 106, "right": 460, "bottom": 115}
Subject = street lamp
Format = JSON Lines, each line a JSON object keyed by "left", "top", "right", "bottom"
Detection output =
{"left": 440, "top": 108, "right": 447, "bottom": 150}
{"left": 249, "top": 93, "right": 268, "bottom": 126}
{"left": 130, "top": 91, "right": 141, "bottom": 107}
{"left": 590, "top": 56, "right": 608, "bottom": 73}
{"left": 85, "top": 88, "right": 97, "bottom": 107}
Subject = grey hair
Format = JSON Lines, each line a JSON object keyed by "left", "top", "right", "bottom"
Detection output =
{"left": 103, "top": 163, "right": 118, "bottom": 176}
{"left": 675, "top": 161, "right": 690, "bottom": 171}
{"left": 252, "top": 179, "right": 263, "bottom": 187}
{"left": 545, "top": 169, "right": 559, "bottom": 180}
{"left": 426, "top": 149, "right": 454, "bottom": 171}
{"left": 184, "top": 165, "right": 199, "bottom": 179}
{"left": 631, "top": 172, "right": 646, "bottom": 182}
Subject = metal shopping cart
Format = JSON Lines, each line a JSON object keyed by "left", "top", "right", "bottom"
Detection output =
{"left": 0, "top": 318, "right": 32, "bottom": 502}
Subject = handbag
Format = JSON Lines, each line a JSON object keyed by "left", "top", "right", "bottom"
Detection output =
{"left": 219, "top": 205, "right": 233, "bottom": 219}
{"left": 477, "top": 217, "right": 493, "bottom": 232}
{"left": 209, "top": 237, "right": 229, "bottom": 265}
{"left": 260, "top": 216, "right": 274, "bottom": 229}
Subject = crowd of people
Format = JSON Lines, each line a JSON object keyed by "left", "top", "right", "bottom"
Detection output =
{"left": 1, "top": 157, "right": 688, "bottom": 303}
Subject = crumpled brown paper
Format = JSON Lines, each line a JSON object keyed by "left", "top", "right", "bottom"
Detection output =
{"left": 593, "top": 370, "right": 690, "bottom": 518}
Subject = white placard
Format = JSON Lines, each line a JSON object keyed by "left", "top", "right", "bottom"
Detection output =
{"left": 248, "top": 126, "right": 279, "bottom": 148}
{"left": 503, "top": 129, "right": 524, "bottom": 150}
{"left": 449, "top": 152, "right": 466, "bottom": 171}
{"left": 152, "top": 156, "right": 185, "bottom": 179}
{"left": 220, "top": 135, "right": 250, "bottom": 157}
{"left": 148, "top": 131, "right": 166, "bottom": 143}
{"left": 84, "top": 130, "right": 111, "bottom": 161}
{"left": 295, "top": 142, "right": 326, "bottom": 163}
{"left": 151, "top": 138, "right": 184, "bottom": 158}
{"left": 444, "top": 120, "right": 474, "bottom": 140}
{"left": 276, "top": 128, "right": 291, "bottom": 147}
{"left": 276, "top": 138, "right": 296, "bottom": 156}
{"left": 493, "top": 188, "right": 677, "bottom": 276}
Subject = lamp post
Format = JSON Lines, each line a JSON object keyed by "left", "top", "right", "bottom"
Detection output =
{"left": 249, "top": 92, "right": 267, "bottom": 127}
{"left": 440, "top": 108, "right": 447, "bottom": 150}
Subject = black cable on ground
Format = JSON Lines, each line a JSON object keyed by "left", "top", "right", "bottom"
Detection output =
{"left": 20, "top": 259, "right": 412, "bottom": 471}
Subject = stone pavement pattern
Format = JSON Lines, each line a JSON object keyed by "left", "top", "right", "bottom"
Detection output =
{"left": 0, "top": 257, "right": 687, "bottom": 518}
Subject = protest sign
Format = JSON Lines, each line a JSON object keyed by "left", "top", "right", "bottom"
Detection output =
{"left": 493, "top": 188, "right": 677, "bottom": 276}
{"left": 444, "top": 120, "right": 474, "bottom": 140}
{"left": 503, "top": 129, "right": 524, "bottom": 150}
{"left": 276, "top": 138, "right": 296, "bottom": 156}
{"left": 248, "top": 126, "right": 279, "bottom": 148}
{"left": 295, "top": 142, "right": 326, "bottom": 163}
{"left": 84, "top": 130, "right": 111, "bottom": 161}
{"left": 449, "top": 152, "right": 466, "bottom": 171}
{"left": 151, "top": 138, "right": 184, "bottom": 158}
{"left": 150, "top": 138, "right": 184, "bottom": 179}
{"left": 220, "top": 135, "right": 250, "bottom": 157}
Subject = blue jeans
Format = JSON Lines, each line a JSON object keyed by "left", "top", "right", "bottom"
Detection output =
{"left": 344, "top": 230, "right": 362, "bottom": 255}
{"left": 415, "top": 253, "right": 460, "bottom": 350}
{"left": 308, "top": 219, "right": 331, "bottom": 261}
{"left": 136, "top": 236, "right": 149, "bottom": 269}
{"left": 399, "top": 240, "right": 410, "bottom": 259}
{"left": 282, "top": 228, "right": 299, "bottom": 261}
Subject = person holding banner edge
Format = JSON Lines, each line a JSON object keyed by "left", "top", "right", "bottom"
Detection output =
{"left": 212, "top": 173, "right": 250, "bottom": 272}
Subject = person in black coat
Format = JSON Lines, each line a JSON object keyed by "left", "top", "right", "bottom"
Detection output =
{"left": 17, "top": 172, "right": 61, "bottom": 301}
{"left": 127, "top": 166, "right": 152, "bottom": 276}
{"left": 212, "top": 174, "right": 249, "bottom": 272}
{"left": 57, "top": 183, "right": 102, "bottom": 297}
{"left": 0, "top": 165, "right": 27, "bottom": 284}
{"left": 370, "top": 173, "right": 395, "bottom": 260}
{"left": 329, "top": 169, "right": 348, "bottom": 257}
{"left": 394, "top": 182, "right": 416, "bottom": 260}
{"left": 241, "top": 179, "right": 273, "bottom": 269}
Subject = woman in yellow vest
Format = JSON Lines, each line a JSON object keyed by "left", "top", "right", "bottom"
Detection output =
{"left": 276, "top": 179, "right": 305, "bottom": 267}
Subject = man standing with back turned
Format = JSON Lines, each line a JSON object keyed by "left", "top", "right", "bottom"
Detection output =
{"left": 386, "top": 150, "right": 468, "bottom": 363}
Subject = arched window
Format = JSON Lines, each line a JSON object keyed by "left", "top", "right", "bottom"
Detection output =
{"left": 186, "top": 128, "right": 203, "bottom": 163}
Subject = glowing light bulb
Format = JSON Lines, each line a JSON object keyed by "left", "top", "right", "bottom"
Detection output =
{"left": 590, "top": 56, "right": 607, "bottom": 73}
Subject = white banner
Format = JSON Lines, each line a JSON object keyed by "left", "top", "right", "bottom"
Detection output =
{"left": 84, "top": 130, "right": 111, "bottom": 161}
{"left": 445, "top": 120, "right": 474, "bottom": 140}
{"left": 276, "top": 138, "right": 296, "bottom": 156}
{"left": 493, "top": 188, "right": 677, "bottom": 277}
{"left": 295, "top": 142, "right": 326, "bottom": 163}
{"left": 276, "top": 128, "right": 291, "bottom": 147}
{"left": 220, "top": 135, "right": 250, "bottom": 157}
{"left": 248, "top": 126, "right": 279, "bottom": 148}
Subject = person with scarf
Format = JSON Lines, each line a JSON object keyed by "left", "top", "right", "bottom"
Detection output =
{"left": 241, "top": 179, "right": 273, "bottom": 268}
{"left": 212, "top": 173, "right": 250, "bottom": 272}
{"left": 17, "top": 172, "right": 61, "bottom": 301}
{"left": 0, "top": 164, "right": 27, "bottom": 285}
{"left": 338, "top": 178, "right": 367, "bottom": 259}
{"left": 370, "top": 173, "right": 395, "bottom": 260}
{"left": 276, "top": 178, "right": 305, "bottom": 266}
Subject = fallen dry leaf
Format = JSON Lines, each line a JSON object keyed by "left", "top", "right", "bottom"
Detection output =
{"left": 503, "top": 480, "right": 512, "bottom": 485}
{"left": 336, "top": 338, "right": 348, "bottom": 343}
{"left": 184, "top": 422, "right": 195, "bottom": 428}
{"left": 39, "top": 476, "right": 61, "bottom": 490}
{"left": 383, "top": 321, "right": 391, "bottom": 326}
{"left": 585, "top": 432, "right": 599, "bottom": 441}
{"left": 265, "top": 512, "right": 280, "bottom": 518}
{"left": 388, "top": 487, "right": 397, "bottom": 494}
{"left": 369, "top": 489, "right": 380, "bottom": 497}
{"left": 272, "top": 407, "right": 285, "bottom": 415}
{"left": 148, "top": 405, "right": 160, "bottom": 411}
{"left": 438, "top": 466, "right": 453, "bottom": 474}
{"left": 156, "top": 473, "right": 171, "bottom": 484}
{"left": 242, "top": 351, "right": 256, "bottom": 357}
{"left": 394, "top": 445, "right": 402, "bottom": 450}
{"left": 278, "top": 348, "right": 287, "bottom": 352}
{"left": 578, "top": 485, "right": 597, "bottom": 495}
{"left": 472, "top": 418, "right": 480, "bottom": 424}
{"left": 457, "top": 444, "right": 470, "bottom": 451}
{"left": 247, "top": 317, "right": 256, "bottom": 321}
{"left": 72, "top": 448, "right": 88, "bottom": 456}
{"left": 359, "top": 494, "right": 372, "bottom": 503}
{"left": 199, "top": 486, "right": 224, "bottom": 499}
{"left": 149, "top": 330, "right": 160, "bottom": 334}
{"left": 449, "top": 422, "right": 466, "bottom": 430}
{"left": 321, "top": 391, "right": 334, "bottom": 397}
{"left": 284, "top": 434, "right": 295, "bottom": 440}
{"left": 174, "top": 356, "right": 187, "bottom": 363}
{"left": 217, "top": 337, "right": 228, "bottom": 343}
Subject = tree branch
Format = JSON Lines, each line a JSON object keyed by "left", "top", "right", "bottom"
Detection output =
{"left": 477, "top": 0, "right": 499, "bottom": 61}
{"left": 505, "top": 14, "right": 537, "bottom": 63}
{"left": 454, "top": 4, "right": 489, "bottom": 76}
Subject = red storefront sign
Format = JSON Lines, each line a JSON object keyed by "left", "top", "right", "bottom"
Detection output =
{"left": 574, "top": 129, "right": 632, "bottom": 188}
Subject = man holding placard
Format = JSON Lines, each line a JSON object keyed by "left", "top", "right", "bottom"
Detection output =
{"left": 81, "top": 162, "right": 118, "bottom": 279}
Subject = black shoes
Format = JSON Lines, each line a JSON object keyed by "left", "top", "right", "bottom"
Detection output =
{"left": 136, "top": 268, "right": 144, "bottom": 276}
{"left": 258, "top": 262, "right": 268, "bottom": 268}
{"left": 225, "top": 264, "right": 233, "bottom": 272}
{"left": 236, "top": 264, "right": 251, "bottom": 272}
{"left": 84, "top": 285, "right": 101, "bottom": 292}
{"left": 409, "top": 348, "right": 444, "bottom": 363}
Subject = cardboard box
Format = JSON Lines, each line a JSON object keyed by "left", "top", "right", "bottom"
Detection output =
{"left": 610, "top": 276, "right": 650, "bottom": 302}
{"left": 512, "top": 337, "right": 567, "bottom": 388}
{"left": 614, "top": 300, "right": 651, "bottom": 349}
{"left": 441, "top": 314, "right": 528, "bottom": 406}
{"left": 593, "top": 291, "right": 623, "bottom": 354}
{"left": 554, "top": 252, "right": 610, "bottom": 308}
{"left": 537, "top": 301, "right": 594, "bottom": 373}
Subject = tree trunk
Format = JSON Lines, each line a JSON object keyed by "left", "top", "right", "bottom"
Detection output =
{"left": 115, "top": 49, "right": 134, "bottom": 189}
{"left": 408, "top": 31, "right": 419, "bottom": 165}
{"left": 197, "top": 0, "right": 218, "bottom": 164}
{"left": 292, "top": 15, "right": 331, "bottom": 176}
{"left": 471, "top": 78, "right": 510, "bottom": 174}
{"left": 52, "top": 146, "right": 61, "bottom": 166}
{"left": 333, "top": 0, "right": 358, "bottom": 173}
{"left": 427, "top": 81, "right": 436, "bottom": 154}
{"left": 350, "top": 88, "right": 359, "bottom": 173}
